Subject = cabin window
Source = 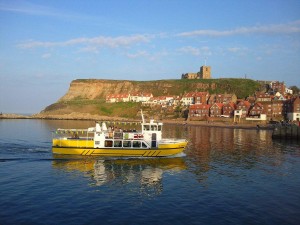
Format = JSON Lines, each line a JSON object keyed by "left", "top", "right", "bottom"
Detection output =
{"left": 123, "top": 141, "right": 131, "bottom": 148}
{"left": 114, "top": 141, "right": 122, "bottom": 147}
{"left": 151, "top": 125, "right": 157, "bottom": 131}
{"left": 141, "top": 142, "right": 148, "bottom": 148}
{"left": 132, "top": 141, "right": 141, "bottom": 148}
{"left": 158, "top": 125, "right": 162, "bottom": 131}
{"left": 105, "top": 140, "right": 113, "bottom": 147}
{"left": 143, "top": 125, "right": 150, "bottom": 131}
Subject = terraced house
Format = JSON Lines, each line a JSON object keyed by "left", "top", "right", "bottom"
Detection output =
{"left": 249, "top": 103, "right": 263, "bottom": 117}
{"left": 189, "top": 104, "right": 210, "bottom": 118}
{"left": 222, "top": 102, "right": 236, "bottom": 117}
{"left": 287, "top": 96, "right": 300, "bottom": 121}
{"left": 236, "top": 100, "right": 251, "bottom": 118}
{"left": 210, "top": 103, "right": 223, "bottom": 117}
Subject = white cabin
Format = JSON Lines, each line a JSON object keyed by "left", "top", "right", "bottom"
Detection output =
{"left": 141, "top": 119, "right": 163, "bottom": 148}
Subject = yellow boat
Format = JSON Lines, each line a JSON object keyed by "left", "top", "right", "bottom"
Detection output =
{"left": 52, "top": 112, "right": 188, "bottom": 157}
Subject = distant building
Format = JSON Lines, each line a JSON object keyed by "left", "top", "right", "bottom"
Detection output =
{"left": 222, "top": 102, "right": 236, "bottom": 117}
{"left": 129, "top": 92, "right": 153, "bottom": 102}
{"left": 189, "top": 104, "right": 210, "bottom": 118}
{"left": 194, "top": 92, "right": 209, "bottom": 104}
{"left": 286, "top": 96, "right": 300, "bottom": 121}
{"left": 215, "top": 94, "right": 237, "bottom": 104}
{"left": 143, "top": 96, "right": 174, "bottom": 106}
{"left": 181, "top": 91, "right": 209, "bottom": 106}
{"left": 181, "top": 92, "right": 195, "bottom": 106}
{"left": 106, "top": 93, "right": 153, "bottom": 103}
{"left": 285, "top": 87, "right": 293, "bottom": 95}
{"left": 272, "top": 100, "right": 284, "bottom": 117}
{"left": 255, "top": 92, "right": 272, "bottom": 102}
{"left": 181, "top": 65, "right": 211, "bottom": 79}
{"left": 259, "top": 101, "right": 273, "bottom": 117}
{"left": 106, "top": 94, "right": 130, "bottom": 103}
{"left": 181, "top": 73, "right": 198, "bottom": 79}
{"left": 210, "top": 103, "right": 223, "bottom": 117}
{"left": 199, "top": 66, "right": 211, "bottom": 79}
{"left": 249, "top": 103, "right": 264, "bottom": 117}
{"left": 236, "top": 100, "right": 251, "bottom": 118}
{"left": 270, "top": 81, "right": 285, "bottom": 94}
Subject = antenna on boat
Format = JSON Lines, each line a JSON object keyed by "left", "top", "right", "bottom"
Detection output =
{"left": 141, "top": 109, "right": 145, "bottom": 123}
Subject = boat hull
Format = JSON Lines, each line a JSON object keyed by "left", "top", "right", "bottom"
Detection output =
{"left": 52, "top": 147, "right": 185, "bottom": 157}
{"left": 52, "top": 132, "right": 188, "bottom": 157}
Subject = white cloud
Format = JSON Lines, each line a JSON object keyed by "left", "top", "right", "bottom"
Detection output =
{"left": 177, "top": 20, "right": 300, "bottom": 37}
{"left": 0, "top": 1, "right": 62, "bottom": 18}
{"left": 178, "top": 46, "right": 212, "bottom": 56}
{"left": 126, "top": 51, "right": 148, "bottom": 58}
{"left": 227, "top": 47, "right": 249, "bottom": 55}
{"left": 178, "top": 46, "right": 200, "bottom": 56}
{"left": 148, "top": 50, "right": 169, "bottom": 61}
{"left": 18, "top": 34, "right": 151, "bottom": 50}
{"left": 41, "top": 53, "right": 51, "bottom": 59}
{"left": 0, "top": 0, "right": 88, "bottom": 20}
{"left": 227, "top": 47, "right": 242, "bottom": 53}
{"left": 125, "top": 50, "right": 168, "bottom": 61}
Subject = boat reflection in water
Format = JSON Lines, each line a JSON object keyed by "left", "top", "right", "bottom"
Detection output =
{"left": 52, "top": 156, "right": 186, "bottom": 196}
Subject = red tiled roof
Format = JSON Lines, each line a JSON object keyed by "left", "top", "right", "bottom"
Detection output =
{"left": 255, "top": 103, "right": 263, "bottom": 108}
{"left": 212, "top": 103, "right": 224, "bottom": 109}
{"left": 238, "top": 100, "right": 251, "bottom": 108}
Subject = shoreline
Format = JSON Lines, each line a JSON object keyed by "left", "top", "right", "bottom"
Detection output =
{"left": 0, "top": 113, "right": 274, "bottom": 130}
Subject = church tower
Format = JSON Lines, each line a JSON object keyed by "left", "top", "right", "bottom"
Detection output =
{"left": 198, "top": 66, "right": 211, "bottom": 79}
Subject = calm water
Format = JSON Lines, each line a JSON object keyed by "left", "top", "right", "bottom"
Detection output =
{"left": 0, "top": 119, "right": 299, "bottom": 225}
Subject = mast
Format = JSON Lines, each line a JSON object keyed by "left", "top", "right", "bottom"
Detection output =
{"left": 141, "top": 109, "right": 145, "bottom": 123}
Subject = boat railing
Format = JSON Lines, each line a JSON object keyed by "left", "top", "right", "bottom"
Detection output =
{"left": 105, "top": 131, "right": 144, "bottom": 140}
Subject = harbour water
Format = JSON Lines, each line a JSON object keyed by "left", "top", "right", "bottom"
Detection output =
{"left": 0, "top": 119, "right": 299, "bottom": 225}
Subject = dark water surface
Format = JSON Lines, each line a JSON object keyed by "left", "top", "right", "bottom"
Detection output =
{"left": 0, "top": 119, "right": 299, "bottom": 225}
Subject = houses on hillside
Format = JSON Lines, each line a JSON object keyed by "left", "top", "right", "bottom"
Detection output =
{"left": 105, "top": 80, "right": 300, "bottom": 121}
{"left": 106, "top": 93, "right": 153, "bottom": 103}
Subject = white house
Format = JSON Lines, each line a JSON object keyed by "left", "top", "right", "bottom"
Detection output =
{"left": 181, "top": 92, "right": 195, "bottom": 106}
{"left": 287, "top": 112, "right": 300, "bottom": 121}
{"left": 130, "top": 93, "right": 153, "bottom": 102}
{"left": 106, "top": 94, "right": 130, "bottom": 103}
{"left": 285, "top": 88, "right": 293, "bottom": 95}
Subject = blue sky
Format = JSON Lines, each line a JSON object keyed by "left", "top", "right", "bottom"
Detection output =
{"left": 0, "top": 0, "right": 300, "bottom": 113}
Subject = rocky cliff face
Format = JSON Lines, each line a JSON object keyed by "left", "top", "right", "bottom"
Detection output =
{"left": 60, "top": 80, "right": 124, "bottom": 101}
{"left": 59, "top": 79, "right": 157, "bottom": 101}
{"left": 58, "top": 78, "right": 261, "bottom": 102}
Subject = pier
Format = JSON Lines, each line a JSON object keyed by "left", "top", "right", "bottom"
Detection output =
{"left": 272, "top": 125, "right": 300, "bottom": 140}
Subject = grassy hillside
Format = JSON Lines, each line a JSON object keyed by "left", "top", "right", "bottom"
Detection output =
{"left": 42, "top": 100, "right": 142, "bottom": 118}
{"left": 140, "top": 78, "right": 260, "bottom": 98}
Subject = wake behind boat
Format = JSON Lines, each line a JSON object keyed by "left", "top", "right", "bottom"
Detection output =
{"left": 52, "top": 111, "right": 188, "bottom": 157}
